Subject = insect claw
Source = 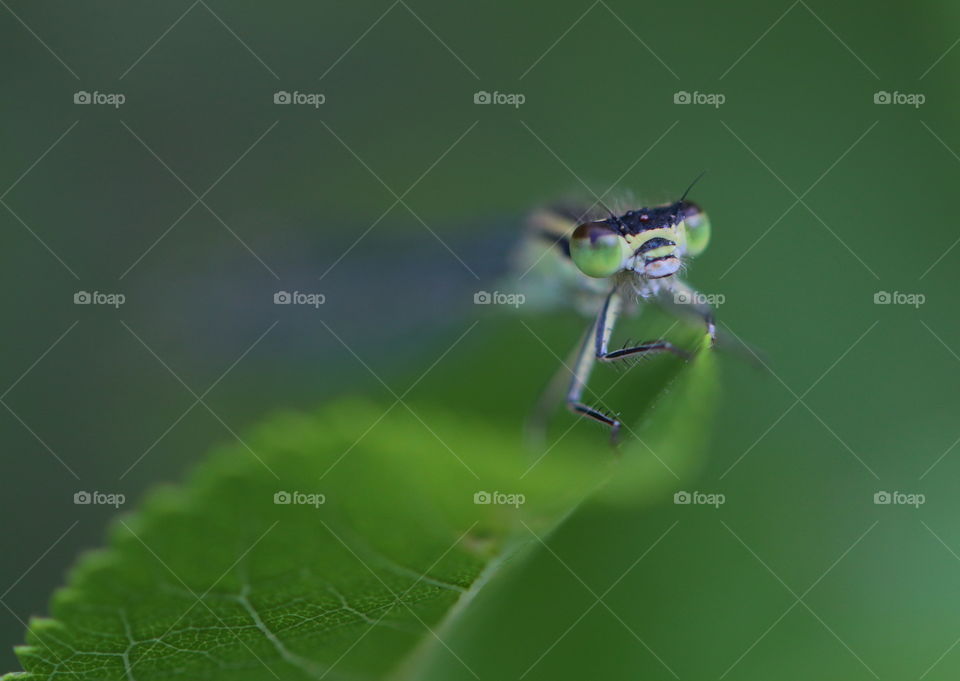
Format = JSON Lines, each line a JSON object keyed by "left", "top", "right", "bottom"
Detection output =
{"left": 609, "top": 421, "right": 622, "bottom": 447}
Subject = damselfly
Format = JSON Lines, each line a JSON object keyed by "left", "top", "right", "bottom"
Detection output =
{"left": 517, "top": 179, "right": 715, "bottom": 442}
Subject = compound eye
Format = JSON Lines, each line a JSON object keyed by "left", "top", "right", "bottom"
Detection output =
{"left": 570, "top": 222, "right": 627, "bottom": 278}
{"left": 684, "top": 211, "right": 711, "bottom": 257}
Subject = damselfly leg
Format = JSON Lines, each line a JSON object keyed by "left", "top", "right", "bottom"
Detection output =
{"left": 566, "top": 289, "right": 687, "bottom": 442}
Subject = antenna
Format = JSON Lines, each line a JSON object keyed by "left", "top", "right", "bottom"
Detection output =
{"left": 679, "top": 170, "right": 708, "bottom": 202}
{"left": 595, "top": 195, "right": 628, "bottom": 232}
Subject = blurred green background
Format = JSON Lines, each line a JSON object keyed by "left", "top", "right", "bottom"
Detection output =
{"left": 2, "top": 0, "right": 960, "bottom": 678}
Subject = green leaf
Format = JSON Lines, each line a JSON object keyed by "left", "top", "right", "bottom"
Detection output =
{"left": 4, "top": 333, "right": 716, "bottom": 681}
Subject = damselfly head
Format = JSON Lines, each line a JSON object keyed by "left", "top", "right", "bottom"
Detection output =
{"left": 547, "top": 175, "right": 711, "bottom": 282}
{"left": 569, "top": 221, "right": 632, "bottom": 278}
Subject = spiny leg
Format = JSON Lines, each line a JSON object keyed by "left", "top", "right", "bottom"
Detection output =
{"left": 565, "top": 313, "right": 620, "bottom": 439}
{"left": 565, "top": 289, "right": 687, "bottom": 441}
{"left": 594, "top": 290, "right": 689, "bottom": 363}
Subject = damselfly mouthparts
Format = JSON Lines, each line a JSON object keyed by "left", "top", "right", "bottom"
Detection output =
{"left": 520, "top": 180, "right": 715, "bottom": 442}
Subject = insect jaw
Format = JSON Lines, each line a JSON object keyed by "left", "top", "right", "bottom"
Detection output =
{"left": 623, "top": 229, "right": 682, "bottom": 279}
{"left": 642, "top": 255, "right": 681, "bottom": 279}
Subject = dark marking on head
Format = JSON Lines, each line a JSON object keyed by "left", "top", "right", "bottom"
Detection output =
{"left": 600, "top": 202, "right": 669, "bottom": 235}
{"left": 598, "top": 199, "right": 703, "bottom": 236}
{"left": 634, "top": 237, "right": 676, "bottom": 255}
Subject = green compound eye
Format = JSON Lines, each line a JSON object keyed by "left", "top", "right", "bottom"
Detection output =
{"left": 684, "top": 211, "right": 711, "bottom": 257}
{"left": 570, "top": 222, "right": 628, "bottom": 278}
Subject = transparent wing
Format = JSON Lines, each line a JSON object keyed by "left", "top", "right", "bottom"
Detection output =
{"left": 507, "top": 204, "right": 611, "bottom": 315}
